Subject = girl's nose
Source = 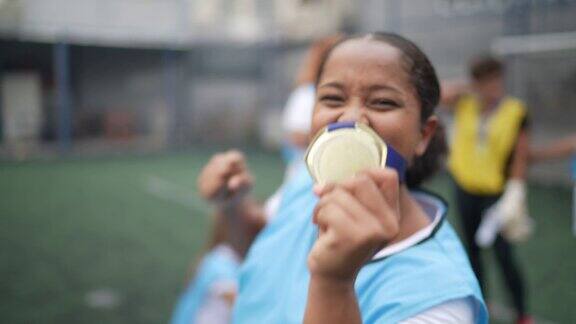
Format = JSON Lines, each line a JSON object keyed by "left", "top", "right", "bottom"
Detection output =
{"left": 337, "top": 106, "right": 369, "bottom": 125}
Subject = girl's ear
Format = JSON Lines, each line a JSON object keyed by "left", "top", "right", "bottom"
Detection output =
{"left": 415, "top": 115, "right": 438, "bottom": 157}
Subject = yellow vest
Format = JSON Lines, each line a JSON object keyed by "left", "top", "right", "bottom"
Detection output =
{"left": 448, "top": 95, "right": 526, "bottom": 195}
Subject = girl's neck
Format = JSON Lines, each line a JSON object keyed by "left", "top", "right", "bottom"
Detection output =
{"left": 388, "top": 186, "right": 431, "bottom": 245}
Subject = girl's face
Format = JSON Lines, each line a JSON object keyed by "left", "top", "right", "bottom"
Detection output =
{"left": 311, "top": 38, "right": 437, "bottom": 164}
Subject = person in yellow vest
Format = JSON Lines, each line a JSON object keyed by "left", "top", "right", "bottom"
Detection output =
{"left": 441, "top": 55, "right": 533, "bottom": 324}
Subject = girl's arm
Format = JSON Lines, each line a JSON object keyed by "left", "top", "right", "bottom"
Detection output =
{"left": 304, "top": 275, "right": 361, "bottom": 324}
{"left": 440, "top": 80, "right": 470, "bottom": 111}
{"left": 510, "top": 129, "right": 530, "bottom": 179}
{"left": 304, "top": 169, "right": 401, "bottom": 324}
{"left": 529, "top": 133, "right": 576, "bottom": 162}
{"left": 197, "top": 150, "right": 266, "bottom": 257}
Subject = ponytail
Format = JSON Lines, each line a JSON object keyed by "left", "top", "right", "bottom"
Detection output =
{"left": 405, "top": 122, "right": 448, "bottom": 188}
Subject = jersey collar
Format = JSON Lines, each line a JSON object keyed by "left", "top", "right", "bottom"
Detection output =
{"left": 370, "top": 190, "right": 447, "bottom": 262}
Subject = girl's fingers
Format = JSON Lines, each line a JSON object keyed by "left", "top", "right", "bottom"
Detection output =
{"left": 312, "top": 184, "right": 345, "bottom": 224}
{"left": 314, "top": 191, "right": 392, "bottom": 262}
{"left": 340, "top": 173, "right": 387, "bottom": 216}
{"left": 314, "top": 188, "right": 383, "bottom": 240}
{"left": 313, "top": 184, "right": 323, "bottom": 196}
{"left": 338, "top": 182, "right": 397, "bottom": 240}
{"left": 362, "top": 168, "right": 400, "bottom": 215}
{"left": 313, "top": 182, "right": 336, "bottom": 196}
{"left": 319, "top": 170, "right": 400, "bottom": 240}
{"left": 228, "top": 173, "right": 253, "bottom": 192}
{"left": 315, "top": 202, "right": 360, "bottom": 240}
{"left": 207, "top": 151, "right": 244, "bottom": 182}
{"left": 219, "top": 150, "right": 247, "bottom": 177}
{"left": 313, "top": 193, "right": 330, "bottom": 224}
{"left": 313, "top": 168, "right": 400, "bottom": 239}
{"left": 198, "top": 150, "right": 252, "bottom": 201}
{"left": 226, "top": 151, "right": 247, "bottom": 173}
{"left": 324, "top": 188, "right": 373, "bottom": 223}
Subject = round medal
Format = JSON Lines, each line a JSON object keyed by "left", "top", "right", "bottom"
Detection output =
{"left": 305, "top": 122, "right": 406, "bottom": 185}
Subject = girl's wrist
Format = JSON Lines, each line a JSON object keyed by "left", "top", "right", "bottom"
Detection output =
{"left": 218, "top": 199, "right": 247, "bottom": 217}
{"left": 305, "top": 273, "right": 362, "bottom": 324}
{"left": 309, "top": 273, "right": 356, "bottom": 295}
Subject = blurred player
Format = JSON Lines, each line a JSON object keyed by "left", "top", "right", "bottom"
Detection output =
{"left": 441, "top": 55, "right": 532, "bottom": 324}
{"left": 266, "top": 34, "right": 343, "bottom": 218}
{"left": 170, "top": 151, "right": 264, "bottom": 324}
{"left": 171, "top": 35, "right": 342, "bottom": 324}
{"left": 529, "top": 133, "right": 576, "bottom": 236}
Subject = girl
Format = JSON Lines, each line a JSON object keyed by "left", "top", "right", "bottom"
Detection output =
{"left": 198, "top": 32, "right": 488, "bottom": 323}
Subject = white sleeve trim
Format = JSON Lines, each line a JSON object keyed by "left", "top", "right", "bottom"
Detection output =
{"left": 372, "top": 192, "right": 445, "bottom": 260}
{"left": 210, "top": 280, "right": 238, "bottom": 296}
{"left": 281, "top": 84, "right": 315, "bottom": 133}
{"left": 399, "top": 297, "right": 475, "bottom": 324}
{"left": 194, "top": 281, "right": 237, "bottom": 324}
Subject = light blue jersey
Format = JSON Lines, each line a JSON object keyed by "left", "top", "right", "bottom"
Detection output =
{"left": 171, "top": 245, "right": 239, "bottom": 324}
{"left": 232, "top": 166, "right": 488, "bottom": 323}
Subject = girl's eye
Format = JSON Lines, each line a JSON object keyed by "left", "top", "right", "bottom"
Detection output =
{"left": 370, "top": 99, "right": 399, "bottom": 109}
{"left": 319, "top": 95, "right": 344, "bottom": 107}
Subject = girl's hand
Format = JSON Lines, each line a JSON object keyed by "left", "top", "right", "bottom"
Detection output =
{"left": 197, "top": 150, "right": 253, "bottom": 207}
{"left": 308, "top": 168, "right": 401, "bottom": 283}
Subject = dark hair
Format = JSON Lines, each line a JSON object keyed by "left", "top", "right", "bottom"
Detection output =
{"left": 404, "top": 123, "right": 447, "bottom": 188}
{"left": 315, "top": 32, "right": 445, "bottom": 188}
{"left": 469, "top": 55, "right": 504, "bottom": 81}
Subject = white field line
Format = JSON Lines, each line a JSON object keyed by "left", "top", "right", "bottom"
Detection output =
{"left": 85, "top": 287, "right": 122, "bottom": 310}
{"left": 144, "top": 175, "right": 208, "bottom": 212}
{"left": 489, "top": 301, "right": 558, "bottom": 324}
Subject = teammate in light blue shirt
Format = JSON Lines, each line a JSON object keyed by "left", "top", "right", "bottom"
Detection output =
{"left": 171, "top": 244, "right": 240, "bottom": 324}
{"left": 171, "top": 157, "right": 266, "bottom": 324}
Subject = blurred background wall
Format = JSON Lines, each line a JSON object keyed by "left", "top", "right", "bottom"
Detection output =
{"left": 0, "top": 0, "right": 574, "bottom": 184}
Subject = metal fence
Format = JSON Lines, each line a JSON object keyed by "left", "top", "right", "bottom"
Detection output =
{"left": 0, "top": 0, "right": 574, "bottom": 184}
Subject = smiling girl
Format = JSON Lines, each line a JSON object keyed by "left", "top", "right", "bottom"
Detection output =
{"left": 197, "top": 32, "right": 488, "bottom": 323}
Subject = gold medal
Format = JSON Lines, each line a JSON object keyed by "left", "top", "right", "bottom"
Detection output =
{"left": 305, "top": 122, "right": 393, "bottom": 185}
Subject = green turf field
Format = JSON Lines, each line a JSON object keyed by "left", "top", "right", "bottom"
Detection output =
{"left": 1, "top": 149, "right": 574, "bottom": 323}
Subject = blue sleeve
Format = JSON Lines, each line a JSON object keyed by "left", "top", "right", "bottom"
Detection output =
{"left": 170, "top": 251, "right": 239, "bottom": 324}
